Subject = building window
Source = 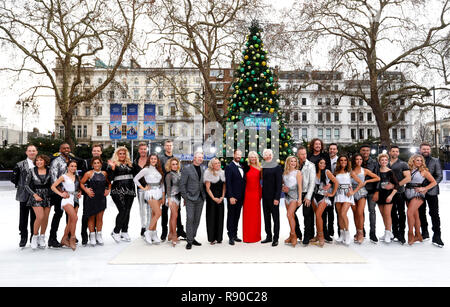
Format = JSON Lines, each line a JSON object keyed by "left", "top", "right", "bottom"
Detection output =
{"left": 85, "top": 106, "right": 91, "bottom": 116}
{"left": 122, "top": 105, "right": 127, "bottom": 116}
{"left": 401, "top": 128, "right": 406, "bottom": 140}
{"left": 293, "top": 112, "right": 299, "bottom": 121}
{"left": 351, "top": 129, "right": 356, "bottom": 140}
{"left": 318, "top": 128, "right": 323, "bottom": 139}
{"left": 157, "top": 124, "right": 164, "bottom": 136}
{"left": 334, "top": 128, "right": 340, "bottom": 140}
{"left": 302, "top": 112, "right": 307, "bottom": 122}
{"left": 334, "top": 112, "right": 339, "bottom": 122}
{"left": 98, "top": 91, "right": 103, "bottom": 99}
{"left": 195, "top": 126, "right": 201, "bottom": 137}
{"left": 293, "top": 128, "right": 299, "bottom": 140}
{"left": 109, "top": 90, "right": 115, "bottom": 100}
{"left": 146, "top": 89, "right": 152, "bottom": 99}
{"left": 121, "top": 125, "right": 127, "bottom": 136}
{"left": 158, "top": 106, "right": 164, "bottom": 116}
{"left": 359, "top": 112, "right": 364, "bottom": 122}
{"left": 351, "top": 113, "right": 356, "bottom": 122}
{"left": 134, "top": 89, "right": 139, "bottom": 100}
{"left": 392, "top": 128, "right": 398, "bottom": 140}
{"left": 98, "top": 78, "right": 103, "bottom": 84}
{"left": 158, "top": 89, "right": 163, "bottom": 100}
{"left": 368, "top": 129, "right": 373, "bottom": 138}
{"left": 302, "top": 128, "right": 308, "bottom": 139}
{"left": 318, "top": 112, "right": 323, "bottom": 122}
{"left": 351, "top": 98, "right": 355, "bottom": 106}
{"left": 302, "top": 98, "right": 307, "bottom": 105}
{"left": 326, "top": 112, "right": 331, "bottom": 122}
{"left": 367, "top": 112, "right": 372, "bottom": 121}
{"left": 83, "top": 125, "right": 87, "bottom": 138}
{"left": 170, "top": 105, "right": 176, "bottom": 116}
{"left": 134, "top": 77, "right": 139, "bottom": 85}
{"left": 73, "top": 107, "right": 78, "bottom": 116}
{"left": 325, "top": 98, "right": 331, "bottom": 105}
{"left": 59, "top": 125, "right": 65, "bottom": 138}
{"left": 77, "top": 125, "right": 82, "bottom": 138}
{"left": 318, "top": 98, "right": 323, "bottom": 106}
{"left": 169, "top": 124, "right": 175, "bottom": 137}
{"left": 285, "top": 113, "right": 290, "bottom": 121}
{"left": 334, "top": 98, "right": 339, "bottom": 105}
{"left": 326, "top": 128, "right": 331, "bottom": 140}
{"left": 359, "top": 99, "right": 364, "bottom": 106}
{"left": 121, "top": 90, "right": 127, "bottom": 99}
{"left": 96, "top": 125, "right": 102, "bottom": 137}
{"left": 359, "top": 129, "right": 364, "bottom": 140}
{"left": 96, "top": 106, "right": 102, "bottom": 116}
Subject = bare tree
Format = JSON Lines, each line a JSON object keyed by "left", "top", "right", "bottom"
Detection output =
{"left": 144, "top": 0, "right": 267, "bottom": 124}
{"left": 287, "top": 0, "right": 450, "bottom": 146}
{"left": 0, "top": 0, "right": 146, "bottom": 148}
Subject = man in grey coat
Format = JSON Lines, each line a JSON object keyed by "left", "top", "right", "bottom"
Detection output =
{"left": 419, "top": 143, "right": 444, "bottom": 247}
{"left": 180, "top": 151, "right": 206, "bottom": 250}
{"left": 11, "top": 144, "right": 38, "bottom": 247}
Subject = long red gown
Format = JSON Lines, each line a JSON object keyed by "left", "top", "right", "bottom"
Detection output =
{"left": 243, "top": 166, "right": 262, "bottom": 243}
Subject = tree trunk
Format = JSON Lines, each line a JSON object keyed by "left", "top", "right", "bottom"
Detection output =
{"left": 62, "top": 113, "right": 75, "bottom": 150}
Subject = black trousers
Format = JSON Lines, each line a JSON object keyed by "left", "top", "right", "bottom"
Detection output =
{"left": 206, "top": 199, "right": 224, "bottom": 243}
{"left": 419, "top": 194, "right": 441, "bottom": 236}
{"left": 226, "top": 198, "right": 242, "bottom": 240}
{"left": 262, "top": 197, "right": 280, "bottom": 241}
{"left": 391, "top": 192, "right": 406, "bottom": 238}
{"left": 19, "top": 201, "right": 36, "bottom": 238}
{"left": 294, "top": 192, "right": 307, "bottom": 239}
{"left": 161, "top": 204, "right": 185, "bottom": 236}
{"left": 322, "top": 196, "right": 335, "bottom": 237}
{"left": 111, "top": 194, "right": 134, "bottom": 234}
{"left": 49, "top": 194, "right": 64, "bottom": 241}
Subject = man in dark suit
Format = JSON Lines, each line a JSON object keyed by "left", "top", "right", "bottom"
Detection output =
{"left": 225, "top": 149, "right": 246, "bottom": 245}
{"left": 261, "top": 149, "right": 283, "bottom": 247}
{"left": 11, "top": 144, "right": 38, "bottom": 247}
{"left": 180, "top": 151, "right": 206, "bottom": 250}
{"left": 80, "top": 144, "right": 109, "bottom": 246}
{"left": 419, "top": 143, "right": 444, "bottom": 247}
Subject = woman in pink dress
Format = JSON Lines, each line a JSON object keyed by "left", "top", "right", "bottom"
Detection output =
{"left": 243, "top": 151, "right": 262, "bottom": 243}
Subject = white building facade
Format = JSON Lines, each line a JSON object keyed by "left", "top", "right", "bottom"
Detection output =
{"left": 278, "top": 70, "right": 417, "bottom": 148}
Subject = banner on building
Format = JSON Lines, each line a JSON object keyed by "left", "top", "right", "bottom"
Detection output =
{"left": 110, "top": 104, "right": 122, "bottom": 140}
{"left": 127, "top": 104, "right": 138, "bottom": 140}
{"left": 143, "top": 104, "right": 156, "bottom": 140}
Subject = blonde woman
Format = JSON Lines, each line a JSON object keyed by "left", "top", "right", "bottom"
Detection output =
{"left": 405, "top": 155, "right": 437, "bottom": 245}
{"left": 204, "top": 158, "right": 226, "bottom": 245}
{"left": 165, "top": 157, "right": 182, "bottom": 246}
{"left": 243, "top": 151, "right": 262, "bottom": 243}
{"left": 108, "top": 146, "right": 136, "bottom": 243}
{"left": 282, "top": 156, "right": 303, "bottom": 247}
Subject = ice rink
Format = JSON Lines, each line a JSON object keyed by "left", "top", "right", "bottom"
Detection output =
{"left": 1, "top": 181, "right": 449, "bottom": 287}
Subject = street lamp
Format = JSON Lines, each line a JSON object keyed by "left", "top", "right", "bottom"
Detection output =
{"left": 15, "top": 99, "right": 30, "bottom": 145}
{"left": 432, "top": 86, "right": 438, "bottom": 154}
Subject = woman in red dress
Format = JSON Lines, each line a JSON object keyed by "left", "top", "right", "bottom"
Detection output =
{"left": 243, "top": 151, "right": 262, "bottom": 243}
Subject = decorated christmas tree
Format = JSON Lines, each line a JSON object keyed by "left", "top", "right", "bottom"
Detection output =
{"left": 220, "top": 20, "right": 294, "bottom": 166}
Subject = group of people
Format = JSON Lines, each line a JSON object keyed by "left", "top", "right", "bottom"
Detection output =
{"left": 12, "top": 139, "right": 444, "bottom": 251}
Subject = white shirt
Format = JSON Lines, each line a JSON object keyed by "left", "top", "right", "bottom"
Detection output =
{"left": 233, "top": 160, "right": 244, "bottom": 178}
{"left": 27, "top": 158, "right": 35, "bottom": 169}
{"left": 330, "top": 156, "right": 338, "bottom": 173}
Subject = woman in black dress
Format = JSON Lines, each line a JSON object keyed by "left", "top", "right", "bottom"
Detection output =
{"left": 374, "top": 153, "right": 399, "bottom": 244}
{"left": 80, "top": 157, "right": 110, "bottom": 246}
{"left": 204, "top": 157, "right": 226, "bottom": 245}
{"left": 108, "top": 146, "right": 136, "bottom": 243}
{"left": 25, "top": 155, "right": 52, "bottom": 250}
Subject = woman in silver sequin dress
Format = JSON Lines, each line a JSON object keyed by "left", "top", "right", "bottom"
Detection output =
{"left": 405, "top": 155, "right": 437, "bottom": 245}
{"left": 282, "top": 156, "right": 303, "bottom": 247}
{"left": 350, "top": 154, "right": 380, "bottom": 244}
{"left": 165, "top": 157, "right": 182, "bottom": 246}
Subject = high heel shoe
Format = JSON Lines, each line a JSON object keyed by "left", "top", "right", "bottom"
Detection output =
{"left": 61, "top": 236, "right": 70, "bottom": 248}
{"left": 356, "top": 230, "right": 364, "bottom": 244}
{"left": 285, "top": 233, "right": 293, "bottom": 245}
{"left": 414, "top": 232, "right": 423, "bottom": 243}
{"left": 316, "top": 232, "right": 325, "bottom": 248}
{"left": 69, "top": 237, "right": 76, "bottom": 251}
{"left": 290, "top": 233, "right": 297, "bottom": 247}
{"left": 408, "top": 231, "right": 414, "bottom": 245}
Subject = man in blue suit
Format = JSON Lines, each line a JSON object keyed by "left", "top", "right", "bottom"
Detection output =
{"left": 225, "top": 149, "right": 246, "bottom": 245}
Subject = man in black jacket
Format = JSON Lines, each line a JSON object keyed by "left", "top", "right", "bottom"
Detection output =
{"left": 261, "top": 149, "right": 283, "bottom": 247}
{"left": 419, "top": 143, "right": 444, "bottom": 247}
{"left": 11, "top": 144, "right": 38, "bottom": 247}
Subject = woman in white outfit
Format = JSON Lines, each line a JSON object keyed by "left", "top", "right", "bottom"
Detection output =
{"left": 334, "top": 156, "right": 363, "bottom": 245}
{"left": 51, "top": 160, "right": 81, "bottom": 251}
{"left": 134, "top": 154, "right": 165, "bottom": 245}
